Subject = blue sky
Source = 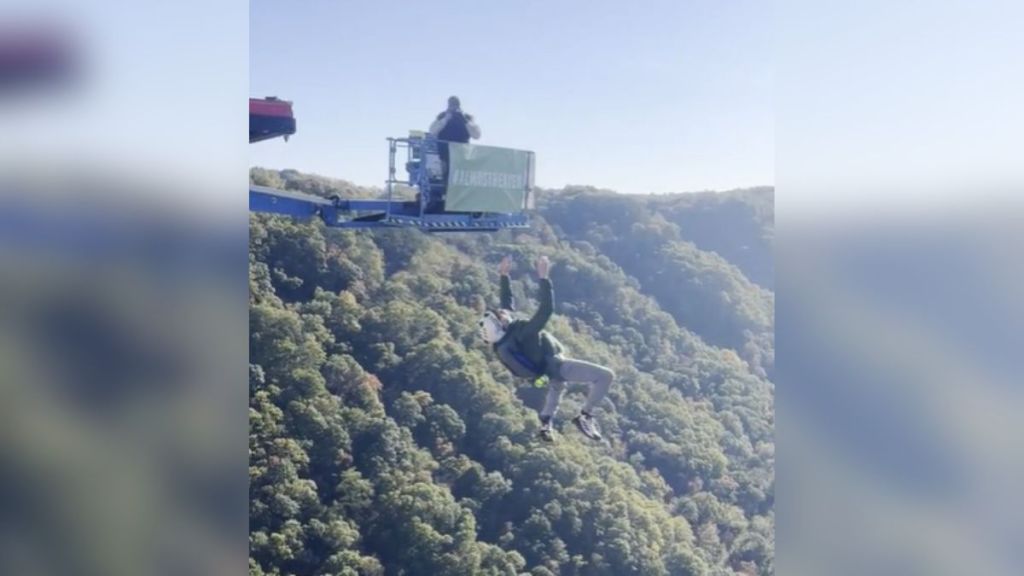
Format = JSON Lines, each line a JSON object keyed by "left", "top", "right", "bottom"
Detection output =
{"left": 250, "top": 0, "right": 773, "bottom": 194}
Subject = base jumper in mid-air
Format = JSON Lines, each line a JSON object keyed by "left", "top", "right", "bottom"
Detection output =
{"left": 479, "top": 256, "right": 615, "bottom": 443}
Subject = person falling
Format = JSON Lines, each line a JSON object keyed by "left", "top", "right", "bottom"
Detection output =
{"left": 479, "top": 255, "right": 615, "bottom": 442}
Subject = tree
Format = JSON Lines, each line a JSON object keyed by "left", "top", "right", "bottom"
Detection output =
{"left": 248, "top": 168, "right": 775, "bottom": 576}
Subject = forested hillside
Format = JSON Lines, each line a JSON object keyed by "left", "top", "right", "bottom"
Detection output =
{"left": 249, "top": 168, "right": 774, "bottom": 576}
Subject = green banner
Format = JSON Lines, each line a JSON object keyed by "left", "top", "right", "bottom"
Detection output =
{"left": 445, "top": 143, "right": 534, "bottom": 212}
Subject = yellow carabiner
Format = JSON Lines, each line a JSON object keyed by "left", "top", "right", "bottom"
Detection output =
{"left": 533, "top": 375, "right": 549, "bottom": 388}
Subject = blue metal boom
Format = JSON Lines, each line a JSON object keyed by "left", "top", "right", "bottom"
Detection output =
{"left": 249, "top": 133, "right": 533, "bottom": 232}
{"left": 249, "top": 185, "right": 529, "bottom": 231}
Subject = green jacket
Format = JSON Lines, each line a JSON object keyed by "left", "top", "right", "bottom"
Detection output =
{"left": 493, "top": 275, "right": 565, "bottom": 379}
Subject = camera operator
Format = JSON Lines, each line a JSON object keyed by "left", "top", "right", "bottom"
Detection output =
{"left": 429, "top": 95, "right": 481, "bottom": 143}
{"left": 426, "top": 96, "right": 481, "bottom": 212}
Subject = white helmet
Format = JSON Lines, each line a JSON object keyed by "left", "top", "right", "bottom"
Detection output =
{"left": 478, "top": 310, "right": 507, "bottom": 344}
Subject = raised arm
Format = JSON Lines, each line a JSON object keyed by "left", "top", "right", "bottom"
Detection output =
{"left": 466, "top": 114, "right": 481, "bottom": 139}
{"left": 523, "top": 256, "right": 553, "bottom": 335}
{"left": 429, "top": 112, "right": 448, "bottom": 136}
{"left": 498, "top": 256, "right": 514, "bottom": 310}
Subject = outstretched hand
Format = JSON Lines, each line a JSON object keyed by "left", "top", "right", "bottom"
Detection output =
{"left": 535, "top": 256, "right": 550, "bottom": 279}
{"left": 498, "top": 256, "right": 512, "bottom": 276}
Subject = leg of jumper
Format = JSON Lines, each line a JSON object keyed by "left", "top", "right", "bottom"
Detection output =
{"left": 539, "top": 378, "right": 567, "bottom": 421}
{"left": 556, "top": 358, "right": 615, "bottom": 414}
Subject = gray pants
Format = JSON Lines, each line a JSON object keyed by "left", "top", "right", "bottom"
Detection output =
{"left": 540, "top": 357, "right": 615, "bottom": 418}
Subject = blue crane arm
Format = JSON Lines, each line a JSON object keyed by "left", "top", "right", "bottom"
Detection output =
{"left": 249, "top": 126, "right": 533, "bottom": 232}
{"left": 249, "top": 185, "right": 333, "bottom": 218}
{"left": 250, "top": 185, "right": 414, "bottom": 220}
{"left": 249, "top": 185, "right": 527, "bottom": 231}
